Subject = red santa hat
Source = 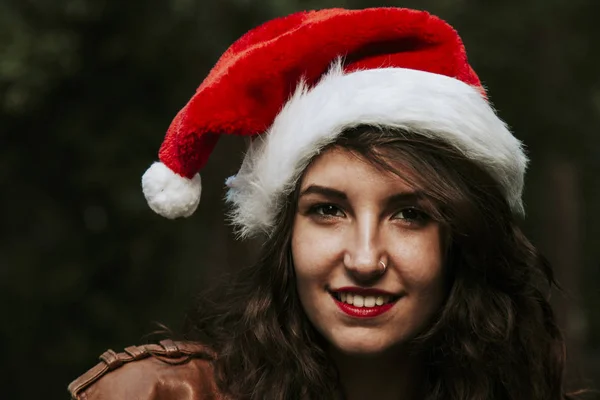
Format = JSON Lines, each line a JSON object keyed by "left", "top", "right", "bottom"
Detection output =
{"left": 142, "top": 7, "right": 528, "bottom": 238}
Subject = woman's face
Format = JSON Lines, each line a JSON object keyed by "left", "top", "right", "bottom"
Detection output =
{"left": 292, "top": 147, "right": 447, "bottom": 356}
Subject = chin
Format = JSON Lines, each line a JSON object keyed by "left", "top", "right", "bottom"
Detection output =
{"left": 329, "top": 329, "right": 404, "bottom": 356}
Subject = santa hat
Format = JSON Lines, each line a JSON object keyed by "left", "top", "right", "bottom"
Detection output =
{"left": 142, "top": 7, "right": 528, "bottom": 238}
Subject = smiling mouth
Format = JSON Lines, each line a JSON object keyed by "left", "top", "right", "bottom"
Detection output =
{"left": 329, "top": 291, "right": 400, "bottom": 308}
{"left": 329, "top": 291, "right": 400, "bottom": 318}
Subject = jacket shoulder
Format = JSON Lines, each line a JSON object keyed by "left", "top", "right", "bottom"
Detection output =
{"left": 68, "top": 339, "right": 221, "bottom": 400}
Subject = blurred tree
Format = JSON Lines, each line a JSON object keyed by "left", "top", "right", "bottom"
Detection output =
{"left": 1, "top": 0, "right": 598, "bottom": 399}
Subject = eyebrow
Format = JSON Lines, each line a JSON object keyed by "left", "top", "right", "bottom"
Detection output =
{"left": 387, "top": 190, "right": 427, "bottom": 205}
{"left": 298, "top": 184, "right": 426, "bottom": 204}
{"left": 299, "top": 185, "right": 347, "bottom": 201}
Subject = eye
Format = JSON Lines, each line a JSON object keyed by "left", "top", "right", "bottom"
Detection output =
{"left": 393, "top": 207, "right": 430, "bottom": 224}
{"left": 310, "top": 204, "right": 345, "bottom": 218}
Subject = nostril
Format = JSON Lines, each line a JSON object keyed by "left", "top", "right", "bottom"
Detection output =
{"left": 345, "top": 261, "right": 386, "bottom": 274}
{"left": 344, "top": 255, "right": 383, "bottom": 271}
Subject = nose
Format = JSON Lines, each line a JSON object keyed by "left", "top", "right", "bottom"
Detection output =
{"left": 343, "top": 218, "right": 387, "bottom": 281}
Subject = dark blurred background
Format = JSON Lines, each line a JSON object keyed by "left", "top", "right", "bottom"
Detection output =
{"left": 1, "top": 0, "right": 598, "bottom": 399}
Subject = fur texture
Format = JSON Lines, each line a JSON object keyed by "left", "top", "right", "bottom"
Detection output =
{"left": 226, "top": 62, "right": 528, "bottom": 238}
{"left": 142, "top": 8, "right": 526, "bottom": 229}
{"left": 142, "top": 162, "right": 202, "bottom": 219}
{"left": 154, "top": 8, "right": 479, "bottom": 178}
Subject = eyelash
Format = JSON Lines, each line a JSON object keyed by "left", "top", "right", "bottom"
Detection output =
{"left": 310, "top": 204, "right": 345, "bottom": 218}
{"left": 308, "top": 203, "right": 431, "bottom": 225}
{"left": 394, "top": 207, "right": 431, "bottom": 225}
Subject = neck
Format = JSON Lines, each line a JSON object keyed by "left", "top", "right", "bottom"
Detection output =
{"left": 330, "top": 346, "right": 424, "bottom": 400}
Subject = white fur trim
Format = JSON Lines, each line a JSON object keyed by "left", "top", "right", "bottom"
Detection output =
{"left": 142, "top": 161, "right": 201, "bottom": 219}
{"left": 226, "top": 61, "right": 528, "bottom": 238}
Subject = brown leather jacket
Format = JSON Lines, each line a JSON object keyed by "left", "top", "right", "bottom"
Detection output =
{"left": 68, "top": 340, "right": 223, "bottom": 399}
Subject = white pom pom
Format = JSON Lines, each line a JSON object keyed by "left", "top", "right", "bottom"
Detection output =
{"left": 141, "top": 162, "right": 201, "bottom": 219}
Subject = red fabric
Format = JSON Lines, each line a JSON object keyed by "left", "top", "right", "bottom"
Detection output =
{"left": 158, "top": 7, "right": 481, "bottom": 178}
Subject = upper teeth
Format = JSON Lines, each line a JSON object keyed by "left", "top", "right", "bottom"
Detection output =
{"left": 339, "top": 293, "right": 390, "bottom": 307}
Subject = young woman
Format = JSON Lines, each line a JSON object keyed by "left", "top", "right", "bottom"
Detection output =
{"left": 69, "top": 7, "right": 583, "bottom": 400}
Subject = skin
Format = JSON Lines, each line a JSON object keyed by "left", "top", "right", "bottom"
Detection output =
{"left": 291, "top": 147, "right": 447, "bottom": 400}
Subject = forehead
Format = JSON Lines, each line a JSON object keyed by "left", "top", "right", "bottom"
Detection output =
{"left": 300, "top": 147, "right": 417, "bottom": 192}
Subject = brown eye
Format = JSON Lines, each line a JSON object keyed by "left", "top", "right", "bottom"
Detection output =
{"left": 312, "top": 204, "right": 345, "bottom": 217}
{"left": 393, "top": 207, "right": 429, "bottom": 223}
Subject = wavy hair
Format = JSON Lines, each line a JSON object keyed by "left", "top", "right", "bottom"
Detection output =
{"left": 183, "top": 125, "right": 581, "bottom": 399}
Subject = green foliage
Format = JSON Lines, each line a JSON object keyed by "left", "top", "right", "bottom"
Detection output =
{"left": 1, "top": 0, "right": 598, "bottom": 398}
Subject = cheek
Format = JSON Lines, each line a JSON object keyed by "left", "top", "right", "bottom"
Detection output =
{"left": 291, "top": 224, "right": 327, "bottom": 320}
{"left": 393, "top": 230, "right": 446, "bottom": 295}
{"left": 291, "top": 219, "right": 341, "bottom": 281}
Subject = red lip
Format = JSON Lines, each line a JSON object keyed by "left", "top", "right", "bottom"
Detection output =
{"left": 332, "top": 295, "right": 396, "bottom": 318}
{"left": 332, "top": 286, "right": 397, "bottom": 296}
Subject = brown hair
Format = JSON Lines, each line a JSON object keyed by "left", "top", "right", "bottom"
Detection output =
{"left": 184, "top": 125, "right": 580, "bottom": 399}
